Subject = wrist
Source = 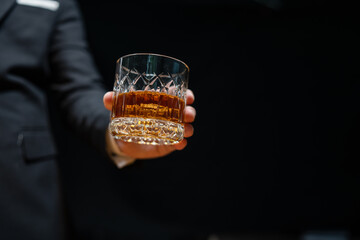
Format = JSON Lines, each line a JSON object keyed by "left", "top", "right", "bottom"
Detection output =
{"left": 105, "top": 128, "right": 136, "bottom": 169}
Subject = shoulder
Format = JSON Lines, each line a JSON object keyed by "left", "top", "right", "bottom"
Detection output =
{"left": 57, "top": 0, "right": 81, "bottom": 11}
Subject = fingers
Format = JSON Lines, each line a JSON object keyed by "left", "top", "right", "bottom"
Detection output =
{"left": 184, "top": 123, "right": 194, "bottom": 138}
{"left": 185, "top": 89, "right": 196, "bottom": 123}
{"left": 186, "top": 89, "right": 195, "bottom": 105}
{"left": 184, "top": 106, "right": 196, "bottom": 123}
{"left": 174, "top": 124, "right": 193, "bottom": 151}
{"left": 174, "top": 139, "right": 187, "bottom": 150}
{"left": 179, "top": 90, "right": 195, "bottom": 151}
{"left": 103, "top": 91, "right": 113, "bottom": 111}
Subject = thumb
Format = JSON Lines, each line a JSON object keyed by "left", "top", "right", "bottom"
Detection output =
{"left": 103, "top": 91, "right": 113, "bottom": 111}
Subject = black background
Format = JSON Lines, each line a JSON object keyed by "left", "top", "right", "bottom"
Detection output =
{"left": 54, "top": 0, "right": 360, "bottom": 239}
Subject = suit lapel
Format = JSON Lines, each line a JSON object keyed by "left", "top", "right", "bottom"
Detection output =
{"left": 0, "top": 0, "right": 16, "bottom": 23}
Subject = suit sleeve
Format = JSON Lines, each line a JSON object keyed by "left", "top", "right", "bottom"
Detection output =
{"left": 48, "top": 0, "right": 109, "bottom": 154}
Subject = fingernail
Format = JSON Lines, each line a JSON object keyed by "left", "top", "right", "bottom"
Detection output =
{"left": 116, "top": 160, "right": 128, "bottom": 169}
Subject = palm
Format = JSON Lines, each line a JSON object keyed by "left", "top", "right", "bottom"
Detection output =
{"left": 115, "top": 141, "right": 183, "bottom": 159}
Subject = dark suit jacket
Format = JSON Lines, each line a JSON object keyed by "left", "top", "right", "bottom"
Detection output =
{"left": 0, "top": 0, "right": 109, "bottom": 239}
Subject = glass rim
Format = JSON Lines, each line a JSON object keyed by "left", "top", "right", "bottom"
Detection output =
{"left": 117, "top": 53, "right": 189, "bottom": 71}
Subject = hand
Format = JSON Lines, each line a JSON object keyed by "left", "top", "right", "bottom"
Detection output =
{"left": 103, "top": 90, "right": 196, "bottom": 159}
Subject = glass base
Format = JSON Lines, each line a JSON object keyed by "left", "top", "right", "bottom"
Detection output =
{"left": 109, "top": 117, "right": 184, "bottom": 145}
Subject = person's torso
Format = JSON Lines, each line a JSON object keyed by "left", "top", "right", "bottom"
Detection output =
{"left": 0, "top": 2, "right": 65, "bottom": 239}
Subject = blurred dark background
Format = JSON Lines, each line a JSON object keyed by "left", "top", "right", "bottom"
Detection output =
{"left": 52, "top": 0, "right": 360, "bottom": 239}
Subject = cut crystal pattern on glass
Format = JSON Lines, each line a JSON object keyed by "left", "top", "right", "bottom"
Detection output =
{"left": 109, "top": 117, "right": 184, "bottom": 145}
{"left": 117, "top": 68, "right": 187, "bottom": 99}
